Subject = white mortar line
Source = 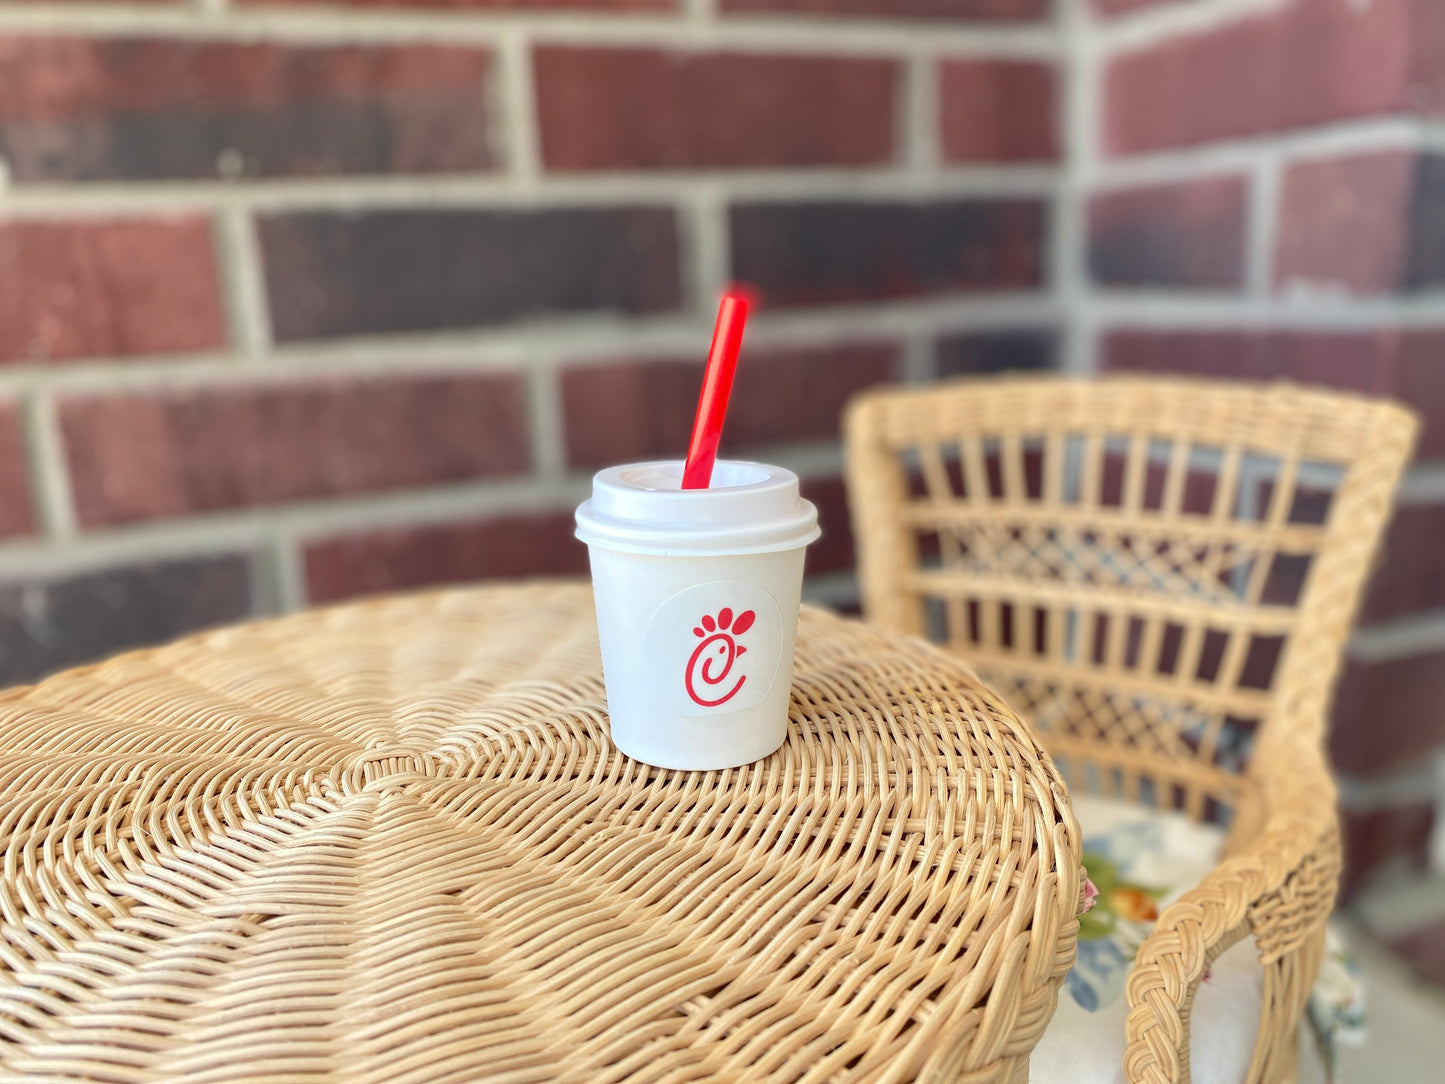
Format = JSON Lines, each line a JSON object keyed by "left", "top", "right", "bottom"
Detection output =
{"left": 0, "top": 478, "right": 591, "bottom": 577}
{"left": 1096, "top": 0, "right": 1288, "bottom": 53}
{"left": 215, "top": 205, "right": 271, "bottom": 359}
{"left": 525, "top": 353, "right": 566, "bottom": 481}
{"left": 0, "top": 7, "right": 1060, "bottom": 54}
{"left": 496, "top": 27, "right": 541, "bottom": 183}
{"left": 0, "top": 293, "right": 1065, "bottom": 397}
{"left": 1337, "top": 763, "right": 1444, "bottom": 810}
{"left": 263, "top": 532, "right": 307, "bottom": 613}
{"left": 1090, "top": 118, "right": 1424, "bottom": 188}
{"left": 802, "top": 571, "right": 860, "bottom": 608}
{"left": 1245, "top": 154, "right": 1281, "bottom": 297}
{"left": 0, "top": 438, "right": 847, "bottom": 576}
{"left": 1351, "top": 611, "right": 1445, "bottom": 663}
{"left": 901, "top": 335, "right": 935, "bottom": 384}
{"left": 1398, "top": 464, "right": 1445, "bottom": 503}
{"left": 902, "top": 52, "right": 940, "bottom": 172}
{"left": 21, "top": 393, "right": 77, "bottom": 542}
{"left": 683, "top": 0, "right": 715, "bottom": 25}
{"left": 683, "top": 185, "right": 729, "bottom": 313}
{"left": 1057, "top": 0, "right": 1099, "bottom": 376}
{"left": 0, "top": 166, "right": 1063, "bottom": 215}
{"left": 1080, "top": 293, "right": 1445, "bottom": 326}
{"left": 3, "top": 280, "right": 1442, "bottom": 399}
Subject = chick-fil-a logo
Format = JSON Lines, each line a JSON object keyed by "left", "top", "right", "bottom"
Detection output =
{"left": 685, "top": 607, "right": 755, "bottom": 707}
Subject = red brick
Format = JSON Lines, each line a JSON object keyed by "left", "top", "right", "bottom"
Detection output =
{"left": 1089, "top": 175, "right": 1248, "bottom": 288}
{"left": 1103, "top": 328, "right": 1445, "bottom": 458}
{"left": 730, "top": 199, "right": 1046, "bottom": 308}
{"left": 721, "top": 0, "right": 1047, "bottom": 18}
{"left": 1397, "top": 332, "right": 1445, "bottom": 457}
{"left": 60, "top": 374, "right": 529, "bottom": 527}
{"left": 1101, "top": 329, "right": 1398, "bottom": 392}
{"left": 0, "top": 555, "right": 253, "bottom": 687}
{"left": 561, "top": 343, "right": 900, "bottom": 468}
{"left": 1388, "top": 919, "right": 1445, "bottom": 987}
{"left": 0, "top": 217, "right": 224, "bottom": 364}
{"left": 259, "top": 207, "right": 680, "bottom": 342}
{"left": 0, "top": 405, "right": 36, "bottom": 539}
{"left": 1104, "top": 0, "right": 1445, "bottom": 155}
{"left": 535, "top": 47, "right": 896, "bottom": 172}
{"left": 1361, "top": 504, "right": 1445, "bottom": 622}
{"left": 1276, "top": 151, "right": 1417, "bottom": 296}
{"left": 0, "top": 37, "right": 495, "bottom": 181}
{"left": 1331, "top": 650, "right": 1445, "bottom": 776}
{"left": 940, "top": 59, "right": 1057, "bottom": 163}
{"left": 304, "top": 511, "right": 587, "bottom": 605}
{"left": 801, "top": 475, "right": 855, "bottom": 576}
{"left": 1093, "top": 0, "right": 1183, "bottom": 13}
{"left": 1340, "top": 801, "right": 1435, "bottom": 898}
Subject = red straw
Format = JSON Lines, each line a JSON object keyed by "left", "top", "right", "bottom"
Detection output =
{"left": 681, "top": 293, "right": 750, "bottom": 489}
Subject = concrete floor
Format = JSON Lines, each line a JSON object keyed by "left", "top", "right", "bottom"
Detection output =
{"left": 1312, "top": 927, "right": 1445, "bottom": 1084}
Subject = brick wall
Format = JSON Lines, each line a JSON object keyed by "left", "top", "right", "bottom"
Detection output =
{"left": 0, "top": 0, "right": 1062, "bottom": 686}
{"left": 1074, "top": 0, "right": 1445, "bottom": 979}
{"left": 1, "top": 0, "right": 1444, "bottom": 973}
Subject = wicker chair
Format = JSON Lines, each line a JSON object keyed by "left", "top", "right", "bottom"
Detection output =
{"left": 843, "top": 376, "right": 1417, "bottom": 1084}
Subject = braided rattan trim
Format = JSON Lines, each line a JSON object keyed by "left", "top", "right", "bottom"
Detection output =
{"left": 0, "top": 582, "right": 1082, "bottom": 1084}
{"left": 844, "top": 375, "right": 1418, "bottom": 1084}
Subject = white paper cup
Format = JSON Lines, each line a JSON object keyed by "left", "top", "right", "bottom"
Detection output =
{"left": 575, "top": 460, "right": 820, "bottom": 770}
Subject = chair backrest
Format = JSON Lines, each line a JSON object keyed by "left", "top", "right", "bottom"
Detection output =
{"left": 845, "top": 376, "right": 1416, "bottom": 819}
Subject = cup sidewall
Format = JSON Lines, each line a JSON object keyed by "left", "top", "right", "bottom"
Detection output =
{"left": 588, "top": 545, "right": 806, "bottom": 770}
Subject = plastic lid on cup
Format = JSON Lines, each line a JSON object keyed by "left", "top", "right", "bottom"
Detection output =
{"left": 575, "top": 460, "right": 820, "bottom": 556}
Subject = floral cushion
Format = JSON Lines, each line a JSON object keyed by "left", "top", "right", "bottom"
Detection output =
{"left": 1031, "top": 796, "right": 1362, "bottom": 1084}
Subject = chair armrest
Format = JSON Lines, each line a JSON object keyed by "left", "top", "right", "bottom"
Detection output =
{"left": 1121, "top": 735, "right": 1339, "bottom": 1084}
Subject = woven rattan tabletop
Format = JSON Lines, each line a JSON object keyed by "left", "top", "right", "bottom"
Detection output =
{"left": 0, "top": 581, "right": 1081, "bottom": 1084}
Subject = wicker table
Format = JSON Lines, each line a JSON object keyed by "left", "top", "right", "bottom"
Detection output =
{"left": 0, "top": 581, "right": 1081, "bottom": 1084}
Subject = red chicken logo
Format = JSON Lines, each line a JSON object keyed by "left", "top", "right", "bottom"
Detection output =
{"left": 685, "top": 607, "right": 755, "bottom": 708}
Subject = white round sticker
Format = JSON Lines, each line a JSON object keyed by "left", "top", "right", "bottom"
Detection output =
{"left": 643, "top": 582, "right": 783, "bottom": 718}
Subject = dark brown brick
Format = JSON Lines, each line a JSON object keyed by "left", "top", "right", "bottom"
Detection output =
{"left": 0, "top": 555, "right": 253, "bottom": 687}
{"left": 0, "top": 37, "right": 495, "bottom": 182}
{"left": 1089, "top": 175, "right": 1248, "bottom": 288}
{"left": 801, "top": 474, "right": 855, "bottom": 576}
{"left": 1276, "top": 151, "right": 1417, "bottom": 297}
{"left": 1340, "top": 801, "right": 1436, "bottom": 898}
{"left": 721, "top": 0, "right": 1047, "bottom": 18}
{"left": 730, "top": 199, "right": 1046, "bottom": 308}
{"left": 0, "top": 405, "right": 35, "bottom": 539}
{"left": 561, "top": 343, "right": 901, "bottom": 468}
{"left": 259, "top": 206, "right": 681, "bottom": 342}
{"left": 0, "top": 217, "right": 225, "bottom": 364}
{"left": 1361, "top": 504, "right": 1445, "bottom": 622}
{"left": 60, "top": 373, "right": 529, "bottom": 527}
{"left": 535, "top": 47, "right": 896, "bottom": 172}
{"left": 935, "top": 329, "right": 1056, "bottom": 378}
{"left": 940, "top": 59, "right": 1057, "bottom": 163}
{"left": 1332, "top": 650, "right": 1445, "bottom": 776}
{"left": 305, "top": 511, "right": 587, "bottom": 604}
{"left": 1407, "top": 154, "right": 1445, "bottom": 290}
{"left": 1104, "top": 0, "right": 1445, "bottom": 154}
